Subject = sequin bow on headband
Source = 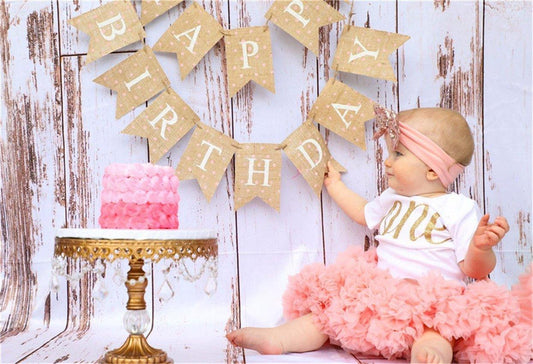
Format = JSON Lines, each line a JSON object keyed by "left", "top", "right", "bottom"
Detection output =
{"left": 373, "top": 104, "right": 400, "bottom": 149}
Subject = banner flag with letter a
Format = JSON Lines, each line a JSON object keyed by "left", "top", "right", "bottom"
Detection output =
{"left": 153, "top": 2, "right": 223, "bottom": 79}
{"left": 310, "top": 78, "right": 375, "bottom": 150}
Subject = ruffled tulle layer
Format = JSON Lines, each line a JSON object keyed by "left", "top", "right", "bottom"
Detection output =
{"left": 282, "top": 246, "right": 532, "bottom": 363}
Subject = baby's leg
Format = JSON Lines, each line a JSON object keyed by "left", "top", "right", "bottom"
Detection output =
{"left": 410, "top": 328, "right": 453, "bottom": 364}
{"left": 226, "top": 313, "right": 328, "bottom": 354}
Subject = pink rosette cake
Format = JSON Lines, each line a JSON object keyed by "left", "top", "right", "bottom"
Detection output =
{"left": 99, "top": 163, "right": 180, "bottom": 229}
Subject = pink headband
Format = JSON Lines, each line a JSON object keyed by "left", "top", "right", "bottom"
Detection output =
{"left": 373, "top": 104, "right": 465, "bottom": 187}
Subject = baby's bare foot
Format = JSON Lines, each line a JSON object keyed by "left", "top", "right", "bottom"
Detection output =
{"left": 411, "top": 329, "right": 452, "bottom": 364}
{"left": 413, "top": 347, "right": 449, "bottom": 364}
{"left": 226, "top": 327, "right": 284, "bottom": 355}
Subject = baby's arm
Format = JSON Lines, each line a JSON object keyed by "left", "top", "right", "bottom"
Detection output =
{"left": 459, "top": 214, "right": 509, "bottom": 280}
{"left": 324, "top": 161, "right": 367, "bottom": 226}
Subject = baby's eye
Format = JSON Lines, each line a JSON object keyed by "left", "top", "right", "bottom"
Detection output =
{"left": 395, "top": 151, "right": 403, "bottom": 157}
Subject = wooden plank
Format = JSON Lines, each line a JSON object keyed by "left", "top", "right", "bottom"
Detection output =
{"left": 22, "top": 50, "right": 151, "bottom": 362}
{"left": 143, "top": 1, "right": 243, "bottom": 362}
{"left": 0, "top": 0, "right": 67, "bottom": 360}
{"left": 319, "top": 1, "right": 399, "bottom": 264}
{"left": 229, "top": 0, "right": 325, "bottom": 330}
{"left": 398, "top": 1, "right": 484, "bottom": 203}
{"left": 483, "top": 1, "right": 532, "bottom": 285}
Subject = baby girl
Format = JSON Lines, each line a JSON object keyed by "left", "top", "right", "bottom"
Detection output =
{"left": 227, "top": 106, "right": 532, "bottom": 363}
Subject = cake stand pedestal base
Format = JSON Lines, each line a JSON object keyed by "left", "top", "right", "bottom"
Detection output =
{"left": 53, "top": 232, "right": 217, "bottom": 364}
{"left": 104, "top": 334, "right": 172, "bottom": 364}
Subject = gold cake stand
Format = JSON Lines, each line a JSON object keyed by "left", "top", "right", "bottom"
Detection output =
{"left": 54, "top": 234, "right": 217, "bottom": 364}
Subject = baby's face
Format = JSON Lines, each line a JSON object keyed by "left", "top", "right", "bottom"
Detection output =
{"left": 383, "top": 137, "right": 434, "bottom": 196}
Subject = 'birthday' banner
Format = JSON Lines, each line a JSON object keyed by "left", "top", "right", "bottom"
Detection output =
{"left": 176, "top": 123, "right": 238, "bottom": 202}
{"left": 70, "top": 0, "right": 410, "bottom": 210}
{"left": 93, "top": 46, "right": 170, "bottom": 118}
{"left": 69, "top": 0, "right": 145, "bottom": 64}
{"left": 122, "top": 87, "right": 199, "bottom": 162}
{"left": 332, "top": 25, "right": 410, "bottom": 82}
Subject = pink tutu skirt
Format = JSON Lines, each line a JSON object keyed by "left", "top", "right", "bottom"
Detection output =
{"left": 283, "top": 246, "right": 532, "bottom": 363}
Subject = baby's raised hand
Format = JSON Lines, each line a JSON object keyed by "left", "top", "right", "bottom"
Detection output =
{"left": 324, "top": 160, "right": 341, "bottom": 188}
{"left": 472, "top": 214, "right": 509, "bottom": 250}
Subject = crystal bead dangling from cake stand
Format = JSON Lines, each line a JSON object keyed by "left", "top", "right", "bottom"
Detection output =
{"left": 50, "top": 255, "right": 65, "bottom": 293}
{"left": 49, "top": 273, "right": 60, "bottom": 293}
{"left": 93, "top": 259, "right": 108, "bottom": 301}
{"left": 203, "top": 257, "right": 218, "bottom": 296}
{"left": 112, "top": 261, "right": 127, "bottom": 286}
{"left": 178, "top": 257, "right": 206, "bottom": 282}
{"left": 143, "top": 261, "right": 152, "bottom": 278}
{"left": 157, "top": 265, "right": 174, "bottom": 303}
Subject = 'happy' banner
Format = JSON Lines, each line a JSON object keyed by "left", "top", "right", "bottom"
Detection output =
{"left": 265, "top": 0, "right": 345, "bottom": 55}
{"left": 224, "top": 26, "right": 276, "bottom": 97}
{"left": 70, "top": 0, "right": 410, "bottom": 211}
{"left": 153, "top": 2, "right": 223, "bottom": 79}
{"left": 140, "top": 0, "right": 184, "bottom": 25}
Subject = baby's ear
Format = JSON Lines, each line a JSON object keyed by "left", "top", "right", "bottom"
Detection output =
{"left": 426, "top": 169, "right": 440, "bottom": 182}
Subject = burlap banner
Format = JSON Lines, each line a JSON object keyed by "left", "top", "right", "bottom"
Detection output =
{"left": 140, "top": 0, "right": 184, "bottom": 25}
{"left": 176, "top": 123, "right": 238, "bottom": 202}
{"left": 69, "top": 1, "right": 413, "bottom": 211}
{"left": 235, "top": 144, "right": 282, "bottom": 211}
{"left": 224, "top": 27, "right": 275, "bottom": 97}
{"left": 154, "top": 1, "right": 223, "bottom": 79}
{"left": 121, "top": 88, "right": 199, "bottom": 162}
{"left": 332, "top": 25, "right": 410, "bottom": 82}
{"left": 283, "top": 122, "right": 330, "bottom": 196}
{"left": 69, "top": 0, "right": 145, "bottom": 64}
{"left": 310, "top": 78, "right": 374, "bottom": 150}
{"left": 94, "top": 46, "right": 170, "bottom": 119}
{"left": 265, "top": 0, "right": 345, "bottom": 55}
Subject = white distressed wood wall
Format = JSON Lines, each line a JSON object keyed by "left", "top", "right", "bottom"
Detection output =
{"left": 1, "top": 1, "right": 531, "bottom": 363}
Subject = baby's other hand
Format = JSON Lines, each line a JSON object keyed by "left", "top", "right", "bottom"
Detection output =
{"left": 324, "top": 160, "right": 341, "bottom": 188}
{"left": 472, "top": 214, "right": 509, "bottom": 250}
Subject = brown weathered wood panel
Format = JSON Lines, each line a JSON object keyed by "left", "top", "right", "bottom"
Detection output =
{"left": 398, "top": 1, "right": 484, "bottom": 204}
{"left": 319, "top": 1, "right": 399, "bottom": 265}
{"left": 0, "top": 0, "right": 65, "bottom": 340}
{"left": 483, "top": 1, "right": 532, "bottom": 284}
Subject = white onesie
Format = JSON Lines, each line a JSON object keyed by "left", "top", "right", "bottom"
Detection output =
{"left": 364, "top": 188, "right": 481, "bottom": 284}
